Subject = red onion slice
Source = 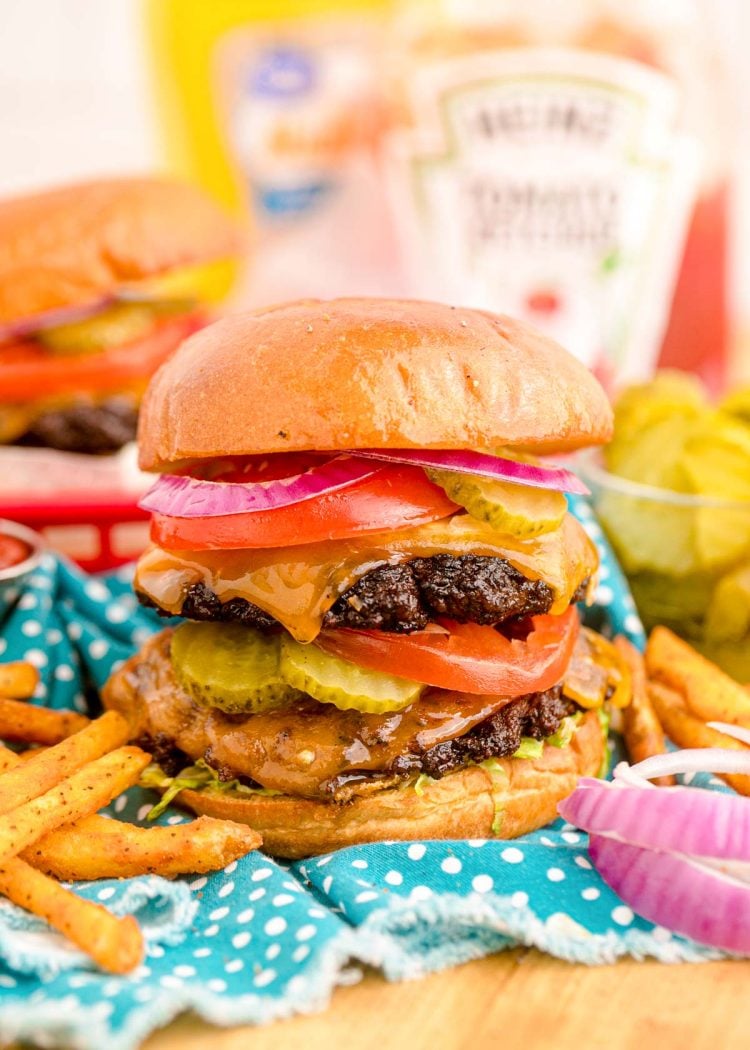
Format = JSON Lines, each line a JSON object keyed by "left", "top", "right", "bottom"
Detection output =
{"left": 560, "top": 745, "right": 750, "bottom": 951}
{"left": 616, "top": 748, "right": 750, "bottom": 783}
{"left": 559, "top": 776, "right": 750, "bottom": 860}
{"left": 0, "top": 297, "right": 114, "bottom": 342}
{"left": 708, "top": 722, "right": 750, "bottom": 747}
{"left": 139, "top": 455, "right": 380, "bottom": 518}
{"left": 589, "top": 835, "right": 750, "bottom": 954}
{"left": 348, "top": 448, "right": 589, "bottom": 496}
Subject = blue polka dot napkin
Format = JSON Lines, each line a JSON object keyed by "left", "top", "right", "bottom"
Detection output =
{"left": 0, "top": 502, "right": 727, "bottom": 1050}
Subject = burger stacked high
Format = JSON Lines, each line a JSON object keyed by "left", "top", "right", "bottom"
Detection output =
{"left": 0, "top": 178, "right": 240, "bottom": 453}
{"left": 105, "top": 298, "right": 629, "bottom": 857}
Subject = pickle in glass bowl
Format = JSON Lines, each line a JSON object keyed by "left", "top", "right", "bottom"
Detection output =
{"left": 577, "top": 372, "right": 750, "bottom": 682}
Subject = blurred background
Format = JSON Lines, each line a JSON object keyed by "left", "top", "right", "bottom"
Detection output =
{"left": 2, "top": 0, "right": 750, "bottom": 677}
{"left": 2, "top": 0, "right": 748, "bottom": 390}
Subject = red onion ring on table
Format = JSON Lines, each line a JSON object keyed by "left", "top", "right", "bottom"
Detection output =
{"left": 558, "top": 746, "right": 750, "bottom": 952}
{"left": 139, "top": 455, "right": 381, "bottom": 518}
{"left": 588, "top": 835, "right": 750, "bottom": 954}
{"left": 348, "top": 448, "right": 589, "bottom": 495}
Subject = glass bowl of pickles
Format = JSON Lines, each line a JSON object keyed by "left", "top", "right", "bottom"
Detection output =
{"left": 578, "top": 371, "right": 750, "bottom": 682}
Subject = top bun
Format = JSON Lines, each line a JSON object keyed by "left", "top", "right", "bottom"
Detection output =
{"left": 0, "top": 177, "right": 242, "bottom": 326}
{"left": 138, "top": 297, "right": 613, "bottom": 470}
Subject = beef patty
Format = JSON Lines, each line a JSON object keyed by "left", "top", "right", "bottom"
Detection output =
{"left": 139, "top": 554, "right": 577, "bottom": 634}
{"left": 18, "top": 396, "right": 138, "bottom": 454}
{"left": 324, "top": 686, "right": 575, "bottom": 798}
{"left": 106, "top": 629, "right": 587, "bottom": 802}
{"left": 136, "top": 685, "right": 574, "bottom": 802}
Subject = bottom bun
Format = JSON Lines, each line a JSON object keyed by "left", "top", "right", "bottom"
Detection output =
{"left": 175, "top": 710, "right": 603, "bottom": 859}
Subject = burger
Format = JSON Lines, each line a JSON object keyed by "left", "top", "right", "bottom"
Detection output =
{"left": 104, "top": 298, "right": 630, "bottom": 858}
{"left": 0, "top": 177, "right": 241, "bottom": 453}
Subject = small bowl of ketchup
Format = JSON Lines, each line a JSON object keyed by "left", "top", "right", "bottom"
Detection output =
{"left": 0, "top": 520, "right": 44, "bottom": 622}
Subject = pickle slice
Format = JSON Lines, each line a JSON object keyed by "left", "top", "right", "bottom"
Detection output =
{"left": 597, "top": 490, "right": 698, "bottom": 577}
{"left": 606, "top": 371, "right": 705, "bottom": 473}
{"left": 683, "top": 417, "right": 750, "bottom": 570}
{"left": 279, "top": 636, "right": 423, "bottom": 714}
{"left": 426, "top": 469, "right": 566, "bottom": 538}
{"left": 605, "top": 415, "right": 694, "bottom": 491}
{"left": 170, "top": 622, "right": 295, "bottom": 713}
{"left": 720, "top": 387, "right": 750, "bottom": 426}
{"left": 704, "top": 564, "right": 750, "bottom": 643}
{"left": 37, "top": 303, "right": 159, "bottom": 355}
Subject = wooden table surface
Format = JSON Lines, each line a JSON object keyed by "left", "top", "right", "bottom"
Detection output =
{"left": 143, "top": 950, "right": 750, "bottom": 1050}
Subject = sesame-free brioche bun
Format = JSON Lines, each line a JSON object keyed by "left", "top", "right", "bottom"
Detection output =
{"left": 0, "top": 177, "right": 241, "bottom": 326}
{"left": 138, "top": 297, "right": 613, "bottom": 470}
{"left": 171, "top": 710, "right": 602, "bottom": 859}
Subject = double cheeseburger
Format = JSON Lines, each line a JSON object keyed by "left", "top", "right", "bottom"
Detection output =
{"left": 105, "top": 298, "right": 630, "bottom": 858}
{"left": 0, "top": 177, "right": 240, "bottom": 453}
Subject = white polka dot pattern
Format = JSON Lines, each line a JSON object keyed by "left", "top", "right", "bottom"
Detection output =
{"left": 0, "top": 503, "right": 722, "bottom": 1050}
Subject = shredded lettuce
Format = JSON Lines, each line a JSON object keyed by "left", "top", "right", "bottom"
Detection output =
{"left": 141, "top": 759, "right": 280, "bottom": 821}
{"left": 479, "top": 757, "right": 509, "bottom": 782}
{"left": 414, "top": 773, "right": 435, "bottom": 797}
{"left": 512, "top": 737, "right": 544, "bottom": 760}
{"left": 143, "top": 706, "right": 595, "bottom": 822}
{"left": 545, "top": 712, "right": 583, "bottom": 749}
{"left": 480, "top": 759, "right": 508, "bottom": 834}
{"left": 596, "top": 707, "right": 612, "bottom": 779}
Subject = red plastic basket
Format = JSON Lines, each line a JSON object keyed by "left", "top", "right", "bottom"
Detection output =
{"left": 2, "top": 495, "right": 150, "bottom": 573}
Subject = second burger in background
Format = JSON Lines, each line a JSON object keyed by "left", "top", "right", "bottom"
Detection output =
{"left": 0, "top": 177, "right": 241, "bottom": 454}
{"left": 106, "top": 298, "right": 632, "bottom": 857}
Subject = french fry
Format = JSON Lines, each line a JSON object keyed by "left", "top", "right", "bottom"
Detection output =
{"left": 649, "top": 681, "right": 750, "bottom": 796}
{"left": 0, "top": 711, "right": 129, "bottom": 815}
{"left": 0, "top": 858, "right": 143, "bottom": 974}
{"left": 0, "top": 661, "right": 39, "bottom": 700}
{"left": 646, "top": 626, "right": 750, "bottom": 728}
{"left": 0, "top": 746, "right": 150, "bottom": 865}
{"left": 615, "top": 636, "right": 674, "bottom": 786}
{"left": 28, "top": 815, "right": 262, "bottom": 881}
{"left": 0, "top": 697, "right": 88, "bottom": 744}
{"left": 0, "top": 742, "right": 261, "bottom": 880}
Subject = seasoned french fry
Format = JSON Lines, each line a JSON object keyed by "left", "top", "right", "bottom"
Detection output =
{"left": 649, "top": 681, "right": 750, "bottom": 796}
{"left": 0, "top": 661, "right": 39, "bottom": 700}
{"left": 0, "top": 746, "right": 44, "bottom": 774}
{"left": 0, "top": 750, "right": 16, "bottom": 775}
{"left": 0, "top": 712, "right": 129, "bottom": 815}
{"left": 646, "top": 626, "right": 750, "bottom": 728}
{"left": 0, "top": 858, "right": 143, "bottom": 974}
{"left": 15, "top": 747, "right": 45, "bottom": 762}
{"left": 0, "top": 746, "right": 150, "bottom": 865}
{"left": 615, "top": 636, "right": 674, "bottom": 786}
{"left": 0, "top": 697, "right": 88, "bottom": 744}
{"left": 28, "top": 815, "right": 262, "bottom": 881}
{"left": 0, "top": 743, "right": 261, "bottom": 879}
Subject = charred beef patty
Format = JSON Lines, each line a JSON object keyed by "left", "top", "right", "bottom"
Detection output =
{"left": 106, "top": 630, "right": 593, "bottom": 800}
{"left": 138, "top": 554, "right": 578, "bottom": 634}
{"left": 132, "top": 672, "right": 567, "bottom": 793}
{"left": 396, "top": 686, "right": 574, "bottom": 781}
{"left": 134, "top": 679, "right": 574, "bottom": 800}
{"left": 17, "top": 396, "right": 138, "bottom": 454}
{"left": 325, "top": 687, "right": 575, "bottom": 798}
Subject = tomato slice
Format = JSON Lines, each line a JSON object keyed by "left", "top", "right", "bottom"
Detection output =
{"left": 314, "top": 607, "right": 580, "bottom": 696}
{"left": 151, "top": 465, "right": 459, "bottom": 550}
{"left": 0, "top": 314, "right": 204, "bottom": 402}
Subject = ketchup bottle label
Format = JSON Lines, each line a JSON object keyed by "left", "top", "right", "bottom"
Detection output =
{"left": 387, "top": 48, "right": 698, "bottom": 387}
